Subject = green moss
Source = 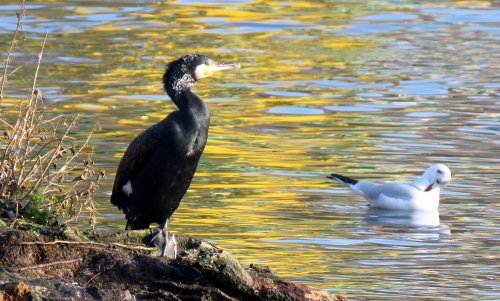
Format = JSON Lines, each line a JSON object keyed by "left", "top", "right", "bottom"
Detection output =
{"left": 22, "top": 193, "right": 53, "bottom": 226}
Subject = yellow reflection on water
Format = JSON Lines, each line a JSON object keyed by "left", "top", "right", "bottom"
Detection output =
{"left": 2, "top": 0, "right": 499, "bottom": 299}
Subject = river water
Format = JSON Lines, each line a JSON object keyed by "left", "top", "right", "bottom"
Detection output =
{"left": 0, "top": 0, "right": 499, "bottom": 300}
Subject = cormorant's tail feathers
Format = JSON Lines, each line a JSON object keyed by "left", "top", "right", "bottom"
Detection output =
{"left": 327, "top": 174, "right": 358, "bottom": 186}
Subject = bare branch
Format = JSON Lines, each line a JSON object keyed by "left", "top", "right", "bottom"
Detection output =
{"left": 15, "top": 258, "right": 82, "bottom": 271}
{"left": 0, "top": 0, "right": 26, "bottom": 100}
{"left": 0, "top": 5, "right": 100, "bottom": 226}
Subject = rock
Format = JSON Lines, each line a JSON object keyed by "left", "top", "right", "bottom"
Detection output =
{"left": 0, "top": 281, "right": 32, "bottom": 301}
{"left": 0, "top": 225, "right": 345, "bottom": 300}
{"left": 0, "top": 271, "right": 136, "bottom": 301}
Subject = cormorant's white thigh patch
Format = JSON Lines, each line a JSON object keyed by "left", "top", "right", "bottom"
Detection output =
{"left": 122, "top": 180, "right": 133, "bottom": 197}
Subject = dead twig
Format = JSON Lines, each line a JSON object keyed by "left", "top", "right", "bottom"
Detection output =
{"left": 0, "top": 0, "right": 25, "bottom": 100}
{"left": 16, "top": 258, "right": 81, "bottom": 271}
{"left": 18, "top": 240, "right": 157, "bottom": 252}
{"left": 30, "top": 31, "right": 48, "bottom": 97}
{"left": 84, "top": 271, "right": 102, "bottom": 285}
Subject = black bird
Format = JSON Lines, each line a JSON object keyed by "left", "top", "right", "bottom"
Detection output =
{"left": 111, "top": 54, "right": 239, "bottom": 257}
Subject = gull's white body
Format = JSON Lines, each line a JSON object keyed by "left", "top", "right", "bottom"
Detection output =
{"left": 351, "top": 181, "right": 441, "bottom": 211}
{"left": 328, "top": 164, "right": 451, "bottom": 211}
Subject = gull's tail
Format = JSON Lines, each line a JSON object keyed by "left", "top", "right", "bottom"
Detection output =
{"left": 327, "top": 174, "right": 358, "bottom": 187}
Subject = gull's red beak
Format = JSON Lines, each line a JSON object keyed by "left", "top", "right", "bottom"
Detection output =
{"left": 425, "top": 184, "right": 433, "bottom": 192}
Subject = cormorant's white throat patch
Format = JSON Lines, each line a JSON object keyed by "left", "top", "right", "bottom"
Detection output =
{"left": 195, "top": 64, "right": 212, "bottom": 80}
{"left": 122, "top": 180, "right": 133, "bottom": 197}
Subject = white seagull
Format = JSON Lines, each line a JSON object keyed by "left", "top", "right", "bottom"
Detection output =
{"left": 327, "top": 164, "right": 451, "bottom": 211}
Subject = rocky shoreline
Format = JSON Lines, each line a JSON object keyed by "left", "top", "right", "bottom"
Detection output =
{"left": 0, "top": 225, "right": 346, "bottom": 300}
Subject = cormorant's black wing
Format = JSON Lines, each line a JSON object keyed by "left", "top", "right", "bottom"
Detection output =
{"left": 110, "top": 120, "right": 166, "bottom": 209}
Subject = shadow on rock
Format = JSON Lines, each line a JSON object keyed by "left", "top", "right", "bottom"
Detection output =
{"left": 0, "top": 225, "right": 346, "bottom": 301}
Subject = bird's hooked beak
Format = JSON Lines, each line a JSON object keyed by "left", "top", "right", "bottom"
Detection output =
{"left": 195, "top": 60, "right": 240, "bottom": 80}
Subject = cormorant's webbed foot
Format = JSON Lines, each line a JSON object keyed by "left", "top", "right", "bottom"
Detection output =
{"left": 150, "top": 221, "right": 177, "bottom": 258}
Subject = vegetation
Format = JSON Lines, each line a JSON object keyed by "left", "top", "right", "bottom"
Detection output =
{"left": 0, "top": 1, "right": 103, "bottom": 227}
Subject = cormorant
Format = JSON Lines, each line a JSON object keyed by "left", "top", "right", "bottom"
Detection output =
{"left": 111, "top": 54, "right": 239, "bottom": 257}
{"left": 327, "top": 164, "right": 451, "bottom": 211}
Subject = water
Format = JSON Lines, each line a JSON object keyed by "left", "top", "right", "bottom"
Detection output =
{"left": 1, "top": 1, "right": 499, "bottom": 300}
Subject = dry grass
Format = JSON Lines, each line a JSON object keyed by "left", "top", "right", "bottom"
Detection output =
{"left": 0, "top": 2, "right": 103, "bottom": 227}
{"left": 0, "top": 0, "right": 25, "bottom": 100}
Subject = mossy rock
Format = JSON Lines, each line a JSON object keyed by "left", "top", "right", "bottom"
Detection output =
{"left": 0, "top": 224, "right": 346, "bottom": 301}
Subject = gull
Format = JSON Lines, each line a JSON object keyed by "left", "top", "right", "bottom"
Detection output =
{"left": 327, "top": 164, "right": 451, "bottom": 211}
